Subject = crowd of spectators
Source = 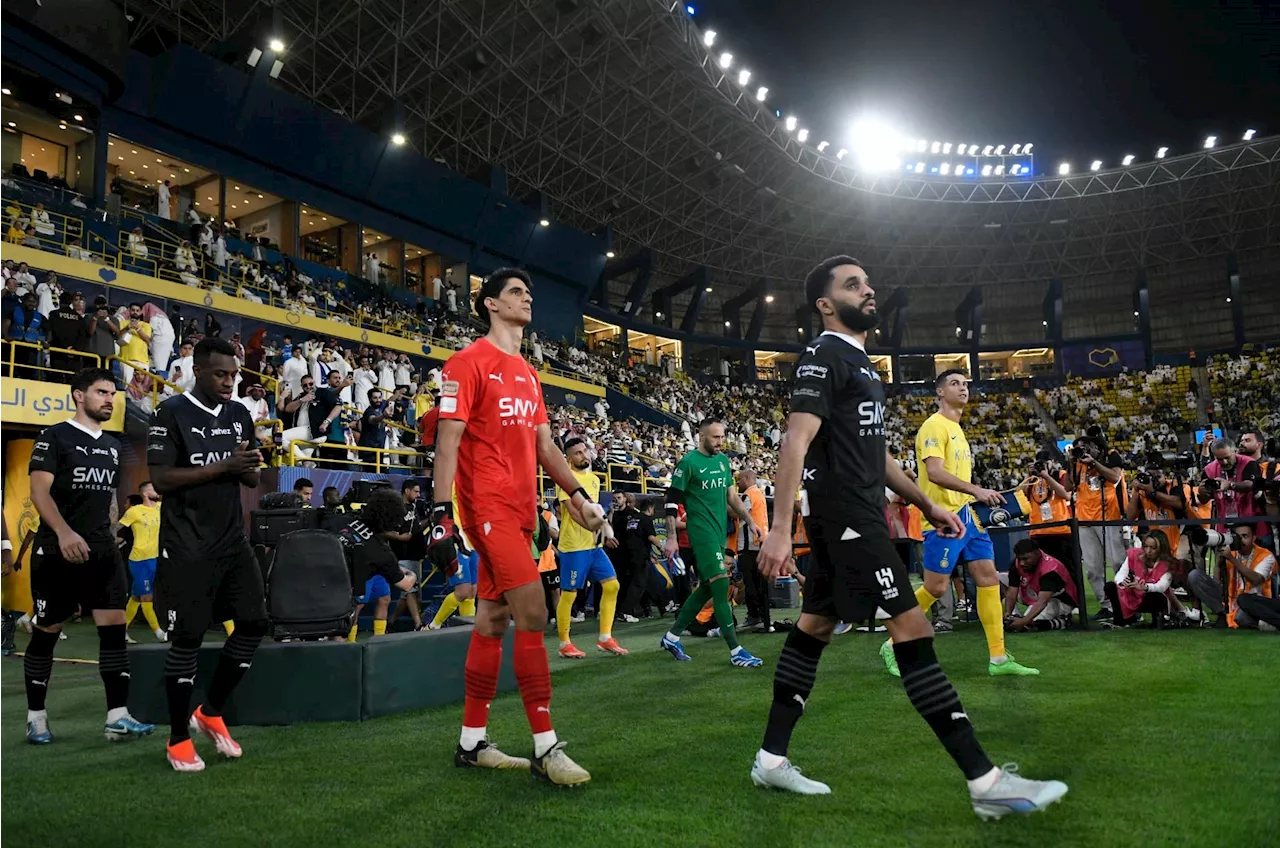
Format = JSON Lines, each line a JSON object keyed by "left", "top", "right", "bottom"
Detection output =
{"left": 1209, "top": 350, "right": 1280, "bottom": 438}
{"left": 1038, "top": 365, "right": 1196, "bottom": 455}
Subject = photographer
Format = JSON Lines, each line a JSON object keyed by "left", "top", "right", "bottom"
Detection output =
{"left": 1067, "top": 427, "right": 1127, "bottom": 621}
{"left": 1239, "top": 430, "right": 1279, "bottom": 542}
{"left": 1022, "top": 452, "right": 1074, "bottom": 572}
{"left": 1004, "top": 539, "right": 1078, "bottom": 632}
{"left": 1199, "top": 438, "right": 1270, "bottom": 552}
{"left": 1124, "top": 456, "right": 1190, "bottom": 561}
{"left": 1103, "top": 532, "right": 1178, "bottom": 628}
{"left": 1187, "top": 522, "right": 1275, "bottom": 629}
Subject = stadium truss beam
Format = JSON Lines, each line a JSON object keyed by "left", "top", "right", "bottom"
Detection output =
{"left": 124, "top": 0, "right": 1280, "bottom": 342}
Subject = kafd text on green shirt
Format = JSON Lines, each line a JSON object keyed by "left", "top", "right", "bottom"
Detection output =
{"left": 671, "top": 449, "right": 733, "bottom": 548}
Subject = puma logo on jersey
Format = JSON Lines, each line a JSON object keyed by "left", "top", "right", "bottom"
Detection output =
{"left": 74, "top": 445, "right": 89, "bottom": 455}
{"left": 190, "top": 427, "right": 207, "bottom": 439}
{"left": 805, "top": 345, "right": 819, "bottom": 355}
{"left": 488, "top": 373, "right": 504, "bottom": 384}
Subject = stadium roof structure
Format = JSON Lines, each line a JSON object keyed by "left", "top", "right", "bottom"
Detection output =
{"left": 127, "top": 0, "right": 1280, "bottom": 348}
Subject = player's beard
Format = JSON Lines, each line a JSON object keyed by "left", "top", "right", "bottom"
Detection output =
{"left": 836, "top": 299, "right": 879, "bottom": 332}
{"left": 87, "top": 402, "right": 113, "bottom": 422}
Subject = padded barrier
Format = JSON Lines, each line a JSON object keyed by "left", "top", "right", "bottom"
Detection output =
{"left": 126, "top": 626, "right": 517, "bottom": 726}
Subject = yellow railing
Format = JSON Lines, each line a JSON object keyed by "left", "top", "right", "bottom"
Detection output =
{"left": 107, "top": 355, "right": 187, "bottom": 410}
{"left": 4, "top": 199, "right": 84, "bottom": 251}
{"left": 287, "top": 440, "right": 420, "bottom": 473}
{"left": 3, "top": 341, "right": 102, "bottom": 379}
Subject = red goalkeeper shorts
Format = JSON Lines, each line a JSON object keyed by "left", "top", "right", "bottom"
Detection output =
{"left": 465, "top": 521, "right": 538, "bottom": 602}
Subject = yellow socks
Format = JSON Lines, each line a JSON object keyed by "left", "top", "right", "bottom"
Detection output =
{"left": 557, "top": 591, "right": 577, "bottom": 644}
{"left": 432, "top": 593, "right": 460, "bottom": 628}
{"left": 222, "top": 620, "right": 235, "bottom": 636}
{"left": 458, "top": 598, "right": 476, "bottom": 617}
{"left": 598, "top": 579, "right": 619, "bottom": 641}
{"left": 915, "top": 585, "right": 940, "bottom": 613}
{"left": 347, "top": 624, "right": 358, "bottom": 642}
{"left": 373, "top": 619, "right": 387, "bottom": 636}
{"left": 975, "top": 584, "right": 1005, "bottom": 661}
{"left": 141, "top": 602, "right": 161, "bottom": 633}
{"left": 125, "top": 598, "right": 140, "bottom": 627}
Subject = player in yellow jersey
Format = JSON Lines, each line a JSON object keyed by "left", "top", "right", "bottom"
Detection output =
{"left": 118, "top": 482, "right": 167, "bottom": 643}
{"left": 881, "top": 370, "right": 1038, "bottom": 678}
{"left": 554, "top": 438, "right": 627, "bottom": 658}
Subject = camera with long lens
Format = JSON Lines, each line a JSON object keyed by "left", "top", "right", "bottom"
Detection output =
{"left": 1187, "top": 527, "right": 1230, "bottom": 549}
{"left": 1202, "top": 477, "right": 1222, "bottom": 494}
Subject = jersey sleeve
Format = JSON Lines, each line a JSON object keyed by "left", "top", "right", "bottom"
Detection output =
{"left": 236, "top": 403, "right": 259, "bottom": 451}
{"left": 28, "top": 427, "right": 60, "bottom": 475}
{"left": 438, "top": 356, "right": 479, "bottom": 421}
{"left": 669, "top": 453, "right": 693, "bottom": 494}
{"left": 788, "top": 344, "right": 844, "bottom": 420}
{"left": 147, "top": 402, "right": 182, "bottom": 467}
{"left": 1240, "top": 460, "right": 1262, "bottom": 486}
{"left": 118, "top": 505, "right": 139, "bottom": 529}
{"left": 917, "top": 417, "right": 947, "bottom": 463}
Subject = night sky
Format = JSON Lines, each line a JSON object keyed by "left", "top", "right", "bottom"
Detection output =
{"left": 689, "top": 0, "right": 1278, "bottom": 171}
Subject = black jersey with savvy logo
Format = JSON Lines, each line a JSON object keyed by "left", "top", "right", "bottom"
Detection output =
{"left": 787, "top": 331, "right": 888, "bottom": 528}
{"left": 147, "top": 392, "right": 257, "bottom": 556}
{"left": 28, "top": 420, "right": 121, "bottom": 552}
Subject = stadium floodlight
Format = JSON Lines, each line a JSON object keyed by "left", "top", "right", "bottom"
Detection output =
{"left": 1009, "top": 164, "right": 1020, "bottom": 175}
{"left": 703, "top": 30, "right": 717, "bottom": 47}
{"left": 606, "top": 251, "right": 615, "bottom": 258}
{"left": 737, "top": 69, "right": 751, "bottom": 86}
{"left": 968, "top": 144, "right": 979, "bottom": 155}
{"left": 940, "top": 162, "right": 951, "bottom": 175}
{"left": 942, "top": 142, "right": 952, "bottom": 154}
{"left": 268, "top": 37, "right": 285, "bottom": 53}
{"left": 930, "top": 141, "right": 941, "bottom": 153}
{"left": 1023, "top": 143, "right": 1033, "bottom": 154}
{"left": 1156, "top": 146, "right": 1168, "bottom": 159}
{"left": 994, "top": 164, "right": 1005, "bottom": 175}
{"left": 1203, "top": 135, "right": 1216, "bottom": 148}
{"left": 784, "top": 115, "right": 797, "bottom": 132}
{"left": 718, "top": 52, "right": 733, "bottom": 69}
{"left": 724, "top": 321, "right": 731, "bottom": 327}
{"left": 914, "top": 161, "right": 925, "bottom": 173}
{"left": 539, "top": 218, "right": 550, "bottom": 227}
{"left": 850, "top": 117, "right": 908, "bottom": 173}
{"left": 916, "top": 139, "right": 927, "bottom": 152}
{"left": 837, "top": 148, "right": 848, "bottom": 159}
{"left": 981, "top": 164, "right": 992, "bottom": 176}
{"left": 755, "top": 86, "right": 768, "bottom": 102}
{"left": 797, "top": 128, "right": 809, "bottom": 142}
{"left": 1010, "top": 144, "right": 1021, "bottom": 155}
{"left": 994, "top": 145, "right": 1005, "bottom": 156}
{"left": 1058, "top": 162, "right": 1070, "bottom": 175}
{"left": 1090, "top": 160, "right": 1102, "bottom": 171}
{"left": 1243, "top": 128, "right": 1256, "bottom": 141}
{"left": 686, "top": 4, "right": 695, "bottom": 14}
{"left": 765, "top": 295, "right": 775, "bottom": 303}
{"left": 705, "top": 287, "right": 714, "bottom": 292}
{"left": 982, "top": 145, "right": 993, "bottom": 156}
{"left": 391, "top": 132, "right": 406, "bottom": 146}
{"left": 1122, "top": 154, "right": 1134, "bottom": 166}
{"left": 817, "top": 140, "right": 830, "bottom": 152}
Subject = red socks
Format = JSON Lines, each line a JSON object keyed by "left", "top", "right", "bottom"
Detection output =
{"left": 462, "top": 631, "right": 502, "bottom": 729}
{"left": 514, "top": 628, "right": 553, "bottom": 734}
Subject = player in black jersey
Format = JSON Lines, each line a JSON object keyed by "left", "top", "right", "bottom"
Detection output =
{"left": 24, "top": 367, "right": 155, "bottom": 745}
{"left": 747, "top": 256, "right": 1068, "bottom": 820}
{"left": 148, "top": 338, "right": 268, "bottom": 773}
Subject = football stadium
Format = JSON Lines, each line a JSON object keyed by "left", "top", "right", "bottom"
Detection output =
{"left": 1, "top": 1, "right": 1277, "bottom": 846}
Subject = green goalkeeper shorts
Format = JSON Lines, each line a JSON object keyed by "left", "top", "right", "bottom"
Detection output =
{"left": 687, "top": 537, "right": 728, "bottom": 582}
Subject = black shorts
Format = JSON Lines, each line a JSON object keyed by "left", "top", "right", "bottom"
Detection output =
{"left": 801, "top": 519, "right": 917, "bottom": 623}
{"left": 541, "top": 569, "right": 561, "bottom": 590}
{"left": 155, "top": 540, "right": 267, "bottom": 636}
{"left": 30, "top": 544, "right": 127, "bottom": 627}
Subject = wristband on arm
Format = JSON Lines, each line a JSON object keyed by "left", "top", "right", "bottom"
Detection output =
{"left": 431, "top": 501, "right": 453, "bottom": 520}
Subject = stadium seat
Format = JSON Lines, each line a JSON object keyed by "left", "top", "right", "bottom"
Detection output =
{"left": 266, "top": 529, "right": 357, "bottom": 641}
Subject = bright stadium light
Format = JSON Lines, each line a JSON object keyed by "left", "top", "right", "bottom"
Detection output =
{"left": 916, "top": 139, "right": 927, "bottom": 152}
{"left": 686, "top": 4, "right": 696, "bottom": 14}
{"left": 817, "top": 140, "right": 830, "bottom": 152}
{"left": 785, "top": 115, "right": 797, "bottom": 132}
{"left": 914, "top": 161, "right": 925, "bottom": 173}
{"left": 268, "top": 37, "right": 285, "bottom": 53}
{"left": 940, "top": 162, "right": 951, "bottom": 175}
{"left": 836, "top": 148, "right": 848, "bottom": 159}
{"left": 1122, "top": 154, "right": 1135, "bottom": 166}
{"left": 797, "top": 128, "right": 809, "bottom": 142}
{"left": 737, "top": 68, "right": 751, "bottom": 86}
{"left": 994, "top": 164, "right": 1005, "bottom": 175}
{"left": 1243, "top": 128, "right": 1256, "bottom": 141}
{"left": 968, "top": 144, "right": 979, "bottom": 155}
{"left": 703, "top": 30, "right": 717, "bottom": 47}
{"left": 1058, "top": 162, "right": 1070, "bottom": 175}
{"left": 606, "top": 251, "right": 615, "bottom": 258}
{"left": 1090, "top": 160, "right": 1102, "bottom": 171}
{"left": 1203, "top": 135, "right": 1216, "bottom": 149}
{"left": 850, "top": 117, "right": 908, "bottom": 173}
{"left": 1009, "top": 164, "right": 1020, "bottom": 175}
{"left": 718, "top": 52, "right": 733, "bottom": 69}
{"left": 930, "top": 141, "right": 941, "bottom": 154}
{"left": 994, "top": 145, "right": 1005, "bottom": 156}
{"left": 981, "top": 164, "right": 992, "bottom": 176}
{"left": 539, "top": 218, "right": 550, "bottom": 227}
{"left": 755, "top": 86, "right": 768, "bottom": 102}
{"left": 942, "top": 142, "right": 952, "bottom": 154}
{"left": 1156, "top": 146, "right": 1168, "bottom": 159}
{"left": 391, "top": 132, "right": 406, "bottom": 146}
{"left": 1024, "top": 143, "right": 1034, "bottom": 154}
{"left": 1010, "top": 144, "right": 1021, "bottom": 155}
{"left": 982, "top": 145, "right": 993, "bottom": 156}
{"left": 765, "top": 295, "right": 775, "bottom": 303}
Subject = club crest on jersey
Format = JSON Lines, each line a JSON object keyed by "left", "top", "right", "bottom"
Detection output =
{"left": 233, "top": 421, "right": 243, "bottom": 438}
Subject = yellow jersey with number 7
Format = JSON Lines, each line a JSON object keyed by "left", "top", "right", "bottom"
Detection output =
{"left": 916, "top": 412, "right": 974, "bottom": 530}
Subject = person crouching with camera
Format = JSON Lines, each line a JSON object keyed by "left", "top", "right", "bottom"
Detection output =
{"left": 1004, "top": 540, "right": 1078, "bottom": 632}
{"left": 1124, "top": 460, "right": 1189, "bottom": 567}
{"left": 1103, "top": 532, "right": 1178, "bottom": 628}
{"left": 1187, "top": 522, "right": 1276, "bottom": 629}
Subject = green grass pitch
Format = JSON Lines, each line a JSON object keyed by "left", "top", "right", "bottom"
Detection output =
{"left": 2, "top": 614, "right": 1274, "bottom": 848}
